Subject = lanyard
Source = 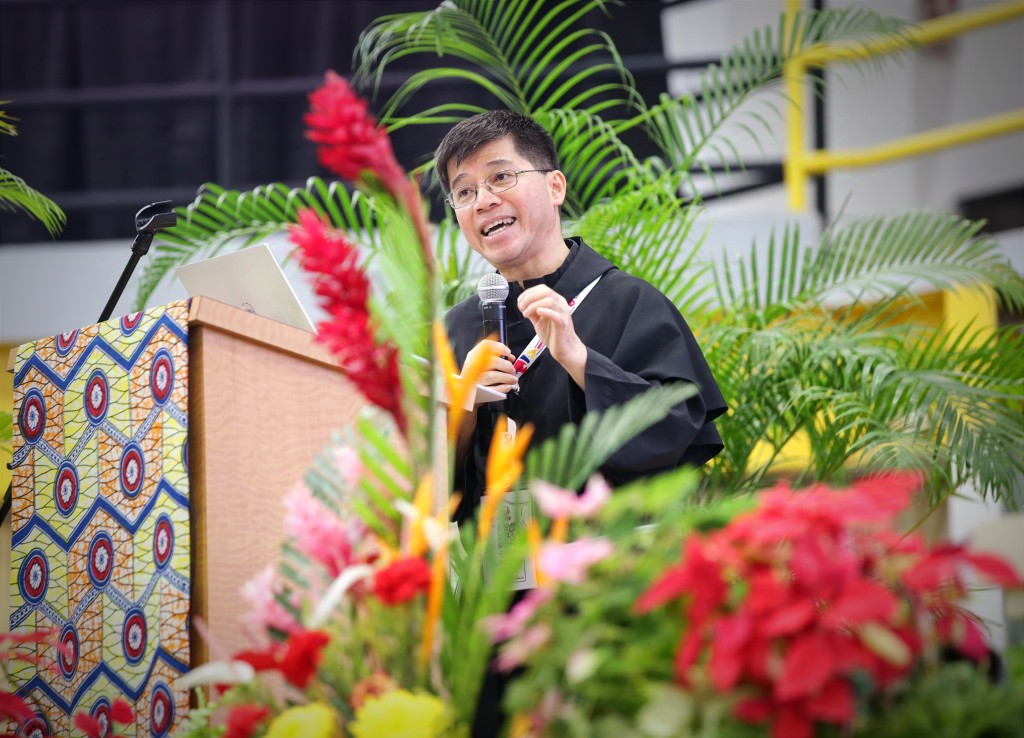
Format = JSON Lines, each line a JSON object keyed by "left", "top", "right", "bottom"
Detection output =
{"left": 510, "top": 275, "right": 602, "bottom": 381}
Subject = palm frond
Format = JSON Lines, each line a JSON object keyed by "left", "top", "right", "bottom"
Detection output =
{"left": 525, "top": 382, "right": 698, "bottom": 490}
{"left": 353, "top": 0, "right": 640, "bottom": 124}
{"left": 573, "top": 178, "right": 713, "bottom": 316}
{"left": 632, "top": 8, "right": 909, "bottom": 172}
{"left": 0, "top": 169, "right": 66, "bottom": 237}
{"left": 135, "top": 178, "right": 383, "bottom": 310}
{"left": 711, "top": 212, "right": 1024, "bottom": 317}
{"left": 533, "top": 108, "right": 650, "bottom": 217}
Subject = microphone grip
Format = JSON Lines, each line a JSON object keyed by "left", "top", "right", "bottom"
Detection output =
{"left": 480, "top": 299, "right": 510, "bottom": 416}
{"left": 480, "top": 300, "right": 506, "bottom": 346}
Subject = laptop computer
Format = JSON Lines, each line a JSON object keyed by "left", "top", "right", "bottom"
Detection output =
{"left": 175, "top": 244, "right": 317, "bottom": 333}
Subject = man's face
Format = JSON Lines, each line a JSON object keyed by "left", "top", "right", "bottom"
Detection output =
{"left": 446, "top": 137, "right": 565, "bottom": 280}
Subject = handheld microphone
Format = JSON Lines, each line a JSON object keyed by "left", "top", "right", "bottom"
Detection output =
{"left": 477, "top": 273, "right": 512, "bottom": 415}
{"left": 477, "top": 273, "right": 509, "bottom": 345}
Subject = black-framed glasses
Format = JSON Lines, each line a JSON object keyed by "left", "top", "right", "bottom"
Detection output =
{"left": 445, "top": 169, "right": 553, "bottom": 209}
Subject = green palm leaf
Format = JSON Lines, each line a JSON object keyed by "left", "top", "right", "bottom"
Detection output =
{"left": 711, "top": 213, "right": 1024, "bottom": 316}
{"left": 534, "top": 108, "right": 652, "bottom": 217}
{"left": 355, "top": 0, "right": 638, "bottom": 122}
{"left": 525, "top": 382, "right": 698, "bottom": 490}
{"left": 0, "top": 169, "right": 66, "bottom": 237}
{"left": 632, "top": 8, "right": 910, "bottom": 174}
{"left": 573, "top": 179, "right": 712, "bottom": 315}
{"left": 134, "top": 178, "right": 383, "bottom": 310}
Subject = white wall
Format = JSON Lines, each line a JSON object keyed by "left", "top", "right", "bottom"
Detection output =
{"left": 661, "top": 0, "right": 1024, "bottom": 218}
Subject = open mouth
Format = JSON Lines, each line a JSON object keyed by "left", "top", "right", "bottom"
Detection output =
{"left": 481, "top": 217, "right": 516, "bottom": 237}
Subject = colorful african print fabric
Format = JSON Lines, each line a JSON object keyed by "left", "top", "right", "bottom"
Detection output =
{"left": 7, "top": 301, "right": 190, "bottom": 738}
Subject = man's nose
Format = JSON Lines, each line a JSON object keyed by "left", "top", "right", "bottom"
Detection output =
{"left": 475, "top": 185, "right": 502, "bottom": 209}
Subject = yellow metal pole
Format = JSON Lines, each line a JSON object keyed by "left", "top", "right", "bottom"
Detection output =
{"left": 784, "top": 0, "right": 806, "bottom": 211}
{"left": 804, "top": 108, "right": 1024, "bottom": 173}
{"left": 801, "top": 0, "right": 1024, "bottom": 66}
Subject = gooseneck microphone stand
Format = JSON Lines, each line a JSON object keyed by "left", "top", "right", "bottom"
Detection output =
{"left": 98, "top": 200, "right": 178, "bottom": 322}
{"left": 4, "top": 201, "right": 179, "bottom": 525}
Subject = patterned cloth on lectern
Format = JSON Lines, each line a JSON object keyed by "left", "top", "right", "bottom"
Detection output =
{"left": 6, "top": 301, "right": 191, "bottom": 738}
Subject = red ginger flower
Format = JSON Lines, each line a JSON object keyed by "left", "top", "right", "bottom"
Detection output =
{"left": 305, "top": 70, "right": 405, "bottom": 193}
{"left": 73, "top": 696, "right": 135, "bottom": 738}
{"left": 0, "top": 690, "right": 36, "bottom": 725}
{"left": 636, "top": 473, "right": 1022, "bottom": 738}
{"left": 235, "top": 627, "right": 331, "bottom": 690}
{"left": 303, "top": 70, "right": 434, "bottom": 274}
{"left": 373, "top": 556, "right": 432, "bottom": 605}
{"left": 289, "top": 208, "right": 406, "bottom": 433}
{"left": 224, "top": 704, "right": 272, "bottom": 738}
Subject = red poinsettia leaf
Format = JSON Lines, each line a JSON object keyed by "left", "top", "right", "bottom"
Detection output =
{"left": 734, "top": 696, "right": 774, "bottom": 723}
{"left": 673, "top": 629, "right": 703, "bottom": 686}
{"left": 824, "top": 579, "right": 900, "bottom": 627}
{"left": 745, "top": 636, "right": 777, "bottom": 684}
{"left": 938, "top": 612, "right": 990, "bottom": 661}
{"left": 635, "top": 565, "right": 690, "bottom": 614}
{"left": 0, "top": 691, "right": 36, "bottom": 724}
{"left": 902, "top": 553, "right": 957, "bottom": 593}
{"left": 110, "top": 697, "right": 135, "bottom": 724}
{"left": 747, "top": 571, "right": 791, "bottom": 614}
{"left": 714, "top": 608, "right": 753, "bottom": 653}
{"left": 224, "top": 704, "right": 272, "bottom": 738}
{"left": 759, "top": 598, "right": 817, "bottom": 638}
{"left": 964, "top": 552, "right": 1023, "bottom": 588}
{"left": 709, "top": 639, "right": 745, "bottom": 691}
{"left": 805, "top": 678, "right": 855, "bottom": 723}
{"left": 776, "top": 631, "right": 836, "bottom": 700}
{"left": 74, "top": 711, "right": 104, "bottom": 738}
{"left": 772, "top": 704, "right": 813, "bottom": 738}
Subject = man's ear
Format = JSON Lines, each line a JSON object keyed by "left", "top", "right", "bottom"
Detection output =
{"left": 549, "top": 169, "right": 567, "bottom": 207}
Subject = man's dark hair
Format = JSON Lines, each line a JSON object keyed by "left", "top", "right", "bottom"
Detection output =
{"left": 435, "top": 110, "right": 559, "bottom": 193}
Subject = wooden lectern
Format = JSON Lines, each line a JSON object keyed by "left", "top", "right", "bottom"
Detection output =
{"left": 184, "top": 297, "right": 366, "bottom": 661}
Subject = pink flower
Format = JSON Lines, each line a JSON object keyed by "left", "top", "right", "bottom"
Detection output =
{"left": 532, "top": 475, "right": 611, "bottom": 519}
{"left": 481, "top": 587, "right": 553, "bottom": 643}
{"left": 240, "top": 565, "right": 300, "bottom": 635}
{"left": 332, "top": 445, "right": 364, "bottom": 488}
{"left": 539, "top": 538, "right": 614, "bottom": 584}
{"left": 284, "top": 483, "right": 355, "bottom": 577}
{"left": 495, "top": 623, "right": 552, "bottom": 672}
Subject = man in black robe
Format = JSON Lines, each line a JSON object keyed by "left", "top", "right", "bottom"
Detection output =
{"left": 439, "top": 111, "right": 726, "bottom": 522}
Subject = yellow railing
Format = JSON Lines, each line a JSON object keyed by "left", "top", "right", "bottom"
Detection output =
{"left": 784, "top": 0, "right": 1024, "bottom": 211}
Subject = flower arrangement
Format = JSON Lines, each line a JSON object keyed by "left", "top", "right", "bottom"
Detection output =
{"left": 497, "top": 472, "right": 1024, "bottom": 738}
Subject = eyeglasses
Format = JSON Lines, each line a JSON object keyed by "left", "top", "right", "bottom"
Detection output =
{"left": 445, "top": 169, "right": 553, "bottom": 209}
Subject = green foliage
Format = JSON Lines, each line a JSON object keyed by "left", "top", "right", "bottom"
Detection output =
{"left": 854, "top": 661, "right": 1024, "bottom": 738}
{"left": 525, "top": 383, "right": 698, "bottom": 490}
{"left": 0, "top": 103, "right": 66, "bottom": 237}
{"left": 0, "top": 411, "right": 11, "bottom": 450}
{"left": 133, "top": 178, "right": 382, "bottom": 310}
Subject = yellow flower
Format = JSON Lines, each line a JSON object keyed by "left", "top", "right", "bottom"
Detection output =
{"left": 350, "top": 690, "right": 450, "bottom": 738}
{"left": 434, "top": 321, "right": 492, "bottom": 441}
{"left": 479, "top": 417, "right": 534, "bottom": 543}
{"left": 263, "top": 703, "right": 337, "bottom": 738}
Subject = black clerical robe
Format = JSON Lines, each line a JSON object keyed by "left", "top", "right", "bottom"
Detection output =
{"left": 446, "top": 237, "right": 726, "bottom": 521}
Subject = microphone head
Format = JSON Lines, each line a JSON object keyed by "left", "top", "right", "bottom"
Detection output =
{"left": 477, "top": 273, "right": 509, "bottom": 304}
